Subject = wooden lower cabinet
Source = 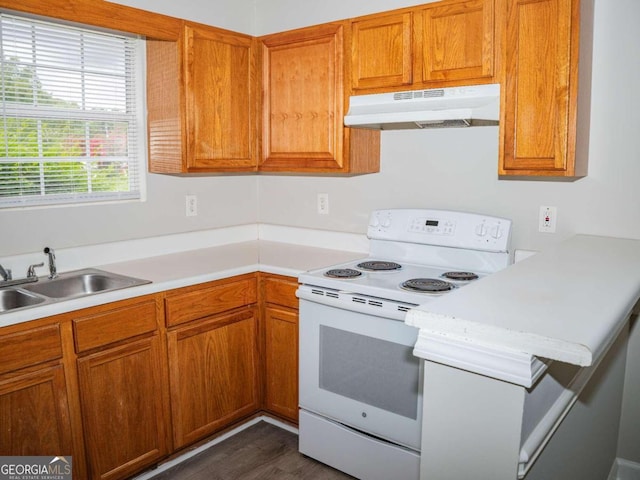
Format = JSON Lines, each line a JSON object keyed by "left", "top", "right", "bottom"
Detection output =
{"left": 261, "top": 274, "right": 299, "bottom": 423}
{"left": 167, "top": 307, "right": 259, "bottom": 449}
{"left": 0, "top": 364, "right": 73, "bottom": 456}
{"left": 73, "top": 296, "right": 169, "bottom": 480}
{"left": 0, "top": 272, "right": 302, "bottom": 477}
{"left": 77, "top": 336, "right": 168, "bottom": 480}
{"left": 0, "top": 322, "right": 74, "bottom": 458}
{"left": 264, "top": 306, "right": 298, "bottom": 422}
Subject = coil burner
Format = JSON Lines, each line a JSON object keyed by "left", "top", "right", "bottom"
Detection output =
{"left": 441, "top": 271, "right": 479, "bottom": 281}
{"left": 324, "top": 268, "right": 363, "bottom": 279}
{"left": 400, "top": 278, "right": 456, "bottom": 293}
{"left": 356, "top": 261, "right": 402, "bottom": 271}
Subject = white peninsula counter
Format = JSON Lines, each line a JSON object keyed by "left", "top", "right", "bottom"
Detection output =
{"left": 405, "top": 234, "right": 640, "bottom": 480}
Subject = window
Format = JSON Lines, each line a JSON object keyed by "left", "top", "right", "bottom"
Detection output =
{"left": 0, "top": 12, "right": 146, "bottom": 208}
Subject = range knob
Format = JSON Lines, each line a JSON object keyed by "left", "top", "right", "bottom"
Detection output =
{"left": 380, "top": 217, "right": 392, "bottom": 228}
{"left": 475, "top": 223, "right": 487, "bottom": 237}
{"left": 491, "top": 225, "right": 503, "bottom": 239}
{"left": 369, "top": 216, "right": 380, "bottom": 228}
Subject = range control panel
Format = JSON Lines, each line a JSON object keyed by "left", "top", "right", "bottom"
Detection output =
{"left": 409, "top": 217, "right": 456, "bottom": 235}
{"left": 368, "top": 209, "right": 512, "bottom": 253}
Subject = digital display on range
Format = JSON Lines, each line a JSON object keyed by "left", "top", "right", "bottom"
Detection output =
{"left": 425, "top": 220, "right": 439, "bottom": 227}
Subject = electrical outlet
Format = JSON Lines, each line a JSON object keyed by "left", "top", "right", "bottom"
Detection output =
{"left": 539, "top": 206, "right": 557, "bottom": 233}
{"left": 317, "top": 193, "right": 329, "bottom": 215}
{"left": 186, "top": 195, "right": 198, "bottom": 217}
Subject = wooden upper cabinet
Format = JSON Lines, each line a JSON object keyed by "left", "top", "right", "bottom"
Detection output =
{"left": 260, "top": 23, "right": 380, "bottom": 174}
{"left": 350, "top": 0, "right": 496, "bottom": 93}
{"left": 350, "top": 12, "right": 413, "bottom": 90}
{"left": 147, "top": 23, "right": 258, "bottom": 173}
{"left": 500, "top": 0, "right": 586, "bottom": 177}
{"left": 415, "top": 0, "right": 495, "bottom": 84}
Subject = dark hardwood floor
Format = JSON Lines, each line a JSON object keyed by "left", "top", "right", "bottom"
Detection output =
{"left": 147, "top": 421, "right": 355, "bottom": 480}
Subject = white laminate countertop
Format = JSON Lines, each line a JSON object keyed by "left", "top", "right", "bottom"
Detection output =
{"left": 406, "top": 234, "right": 640, "bottom": 367}
{"left": 0, "top": 240, "right": 366, "bottom": 328}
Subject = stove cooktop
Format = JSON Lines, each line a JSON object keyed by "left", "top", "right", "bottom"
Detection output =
{"left": 300, "top": 258, "right": 486, "bottom": 305}
{"left": 299, "top": 209, "right": 513, "bottom": 306}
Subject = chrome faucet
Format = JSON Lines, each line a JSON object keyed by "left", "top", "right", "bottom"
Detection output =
{"left": 0, "top": 262, "right": 44, "bottom": 288}
{"left": 0, "top": 263, "right": 11, "bottom": 282}
{"left": 44, "top": 247, "right": 58, "bottom": 279}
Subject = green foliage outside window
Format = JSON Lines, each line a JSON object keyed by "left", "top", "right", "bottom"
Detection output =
{"left": 1, "top": 56, "right": 132, "bottom": 199}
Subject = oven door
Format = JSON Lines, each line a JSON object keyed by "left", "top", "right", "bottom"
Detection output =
{"left": 299, "top": 296, "right": 423, "bottom": 451}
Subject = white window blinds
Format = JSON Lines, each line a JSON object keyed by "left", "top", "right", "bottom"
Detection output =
{"left": 0, "top": 12, "right": 146, "bottom": 208}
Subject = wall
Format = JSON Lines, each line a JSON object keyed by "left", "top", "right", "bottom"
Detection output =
{"left": 254, "top": 0, "right": 435, "bottom": 35}
{"left": 106, "top": 0, "right": 256, "bottom": 34}
{"left": 1, "top": 174, "right": 258, "bottom": 256}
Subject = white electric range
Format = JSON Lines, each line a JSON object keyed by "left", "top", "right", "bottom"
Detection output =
{"left": 297, "top": 209, "right": 513, "bottom": 480}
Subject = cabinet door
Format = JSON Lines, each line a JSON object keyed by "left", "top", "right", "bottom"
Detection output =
{"left": 264, "top": 306, "right": 299, "bottom": 422}
{"left": 147, "top": 24, "right": 257, "bottom": 174}
{"left": 0, "top": 365, "right": 73, "bottom": 456}
{"left": 260, "top": 23, "right": 345, "bottom": 172}
{"left": 167, "top": 308, "right": 259, "bottom": 449}
{"left": 184, "top": 25, "right": 257, "bottom": 171}
{"left": 416, "top": 0, "right": 495, "bottom": 84}
{"left": 78, "top": 336, "right": 168, "bottom": 480}
{"left": 501, "top": 0, "right": 581, "bottom": 176}
{"left": 351, "top": 12, "right": 413, "bottom": 90}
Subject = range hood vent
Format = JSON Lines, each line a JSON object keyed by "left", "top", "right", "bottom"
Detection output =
{"left": 344, "top": 83, "right": 500, "bottom": 130}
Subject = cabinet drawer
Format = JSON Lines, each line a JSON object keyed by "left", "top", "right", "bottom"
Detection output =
{"left": 165, "top": 276, "right": 257, "bottom": 327}
{"left": 263, "top": 276, "right": 299, "bottom": 310}
{"left": 0, "top": 324, "right": 62, "bottom": 375}
{"left": 73, "top": 298, "right": 158, "bottom": 353}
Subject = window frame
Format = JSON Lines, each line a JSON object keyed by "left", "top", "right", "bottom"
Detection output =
{"left": 0, "top": 10, "right": 148, "bottom": 210}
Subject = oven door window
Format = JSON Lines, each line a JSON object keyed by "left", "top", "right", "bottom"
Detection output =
{"left": 320, "top": 326, "right": 420, "bottom": 420}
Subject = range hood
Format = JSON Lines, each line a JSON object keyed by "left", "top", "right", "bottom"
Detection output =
{"left": 344, "top": 83, "right": 500, "bottom": 130}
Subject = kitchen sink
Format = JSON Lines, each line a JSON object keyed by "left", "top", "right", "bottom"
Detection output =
{"left": 23, "top": 269, "right": 151, "bottom": 299}
{"left": 0, "top": 288, "right": 47, "bottom": 313}
{"left": 0, "top": 268, "right": 151, "bottom": 314}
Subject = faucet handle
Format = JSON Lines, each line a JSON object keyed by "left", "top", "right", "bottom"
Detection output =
{"left": 27, "top": 262, "right": 44, "bottom": 278}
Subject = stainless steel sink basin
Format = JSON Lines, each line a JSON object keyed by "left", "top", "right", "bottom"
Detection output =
{"left": 0, "top": 268, "right": 151, "bottom": 314}
{"left": 0, "top": 288, "right": 47, "bottom": 313}
{"left": 23, "top": 268, "right": 150, "bottom": 299}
